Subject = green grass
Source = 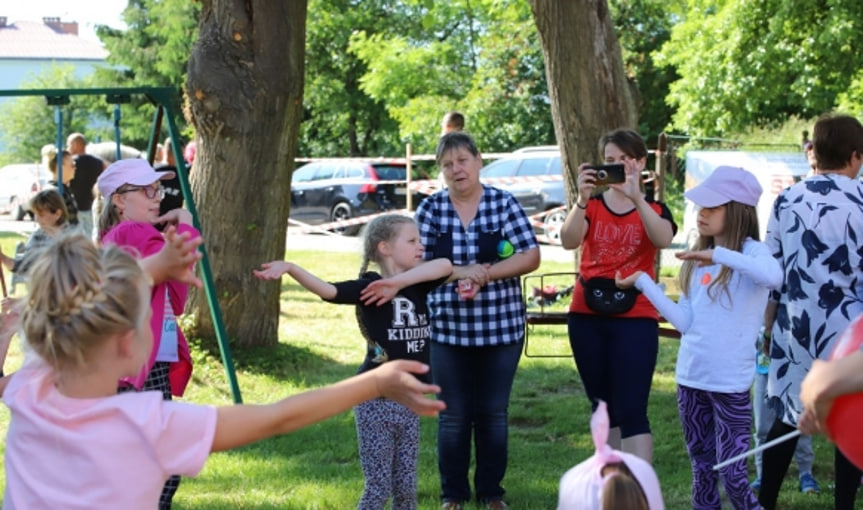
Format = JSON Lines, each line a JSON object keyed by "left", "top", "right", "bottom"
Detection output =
{"left": 0, "top": 236, "right": 839, "bottom": 508}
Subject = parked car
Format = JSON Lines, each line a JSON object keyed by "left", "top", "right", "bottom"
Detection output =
{"left": 290, "top": 160, "right": 420, "bottom": 236}
{"left": 480, "top": 147, "right": 566, "bottom": 243}
{"left": 0, "top": 163, "right": 52, "bottom": 220}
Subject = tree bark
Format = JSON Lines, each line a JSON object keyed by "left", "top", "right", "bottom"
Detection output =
{"left": 185, "top": 0, "right": 307, "bottom": 346}
{"left": 528, "top": 0, "right": 638, "bottom": 204}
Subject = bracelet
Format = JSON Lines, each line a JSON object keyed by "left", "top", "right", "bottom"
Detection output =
{"left": 576, "top": 201, "right": 587, "bottom": 210}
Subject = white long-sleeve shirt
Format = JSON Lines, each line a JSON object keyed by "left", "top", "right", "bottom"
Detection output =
{"left": 635, "top": 239, "right": 782, "bottom": 393}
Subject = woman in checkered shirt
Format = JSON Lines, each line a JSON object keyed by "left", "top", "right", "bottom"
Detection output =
{"left": 415, "top": 132, "right": 541, "bottom": 510}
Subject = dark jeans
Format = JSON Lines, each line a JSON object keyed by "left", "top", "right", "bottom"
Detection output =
{"left": 430, "top": 341, "right": 522, "bottom": 503}
{"left": 568, "top": 313, "right": 658, "bottom": 437}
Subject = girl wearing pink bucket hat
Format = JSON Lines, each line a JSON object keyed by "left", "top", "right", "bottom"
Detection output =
{"left": 615, "top": 165, "right": 782, "bottom": 509}
{"left": 96, "top": 158, "right": 201, "bottom": 508}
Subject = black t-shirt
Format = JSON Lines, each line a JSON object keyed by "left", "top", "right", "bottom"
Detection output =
{"left": 68, "top": 154, "right": 104, "bottom": 211}
{"left": 155, "top": 163, "right": 184, "bottom": 217}
{"left": 326, "top": 271, "right": 446, "bottom": 383}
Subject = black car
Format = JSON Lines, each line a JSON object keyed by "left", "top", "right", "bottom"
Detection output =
{"left": 480, "top": 147, "right": 566, "bottom": 243}
{"left": 290, "top": 160, "right": 416, "bottom": 235}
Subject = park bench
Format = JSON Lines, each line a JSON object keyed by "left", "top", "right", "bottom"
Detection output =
{"left": 523, "top": 272, "right": 681, "bottom": 358}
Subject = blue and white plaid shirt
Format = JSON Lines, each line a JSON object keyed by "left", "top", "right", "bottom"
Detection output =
{"left": 415, "top": 185, "right": 539, "bottom": 347}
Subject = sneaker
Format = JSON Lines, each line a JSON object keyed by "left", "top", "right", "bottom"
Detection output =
{"left": 485, "top": 500, "right": 508, "bottom": 510}
{"left": 799, "top": 473, "right": 821, "bottom": 494}
{"left": 441, "top": 501, "right": 463, "bottom": 510}
{"left": 750, "top": 477, "right": 761, "bottom": 491}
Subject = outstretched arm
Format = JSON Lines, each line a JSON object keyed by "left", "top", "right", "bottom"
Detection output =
{"left": 140, "top": 226, "right": 203, "bottom": 287}
{"left": 360, "top": 258, "right": 453, "bottom": 306}
{"left": 254, "top": 260, "right": 337, "bottom": 300}
{"left": 210, "top": 360, "right": 444, "bottom": 452}
{"left": 798, "top": 351, "right": 863, "bottom": 436}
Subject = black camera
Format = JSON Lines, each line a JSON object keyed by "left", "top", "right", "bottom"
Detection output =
{"left": 586, "top": 163, "right": 626, "bottom": 185}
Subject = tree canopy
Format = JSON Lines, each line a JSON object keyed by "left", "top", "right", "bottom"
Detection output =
{"left": 656, "top": 0, "right": 863, "bottom": 137}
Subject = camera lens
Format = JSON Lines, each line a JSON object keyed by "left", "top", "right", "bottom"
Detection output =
{"left": 597, "top": 170, "right": 608, "bottom": 180}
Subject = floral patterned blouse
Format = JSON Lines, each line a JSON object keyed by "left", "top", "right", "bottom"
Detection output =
{"left": 765, "top": 173, "right": 863, "bottom": 425}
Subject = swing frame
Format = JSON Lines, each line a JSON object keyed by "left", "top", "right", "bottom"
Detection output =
{"left": 0, "top": 86, "right": 243, "bottom": 403}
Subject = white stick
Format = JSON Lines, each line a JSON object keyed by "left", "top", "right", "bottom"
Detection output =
{"left": 712, "top": 429, "right": 802, "bottom": 471}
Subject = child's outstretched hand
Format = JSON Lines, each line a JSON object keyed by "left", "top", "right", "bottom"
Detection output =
{"left": 374, "top": 360, "right": 445, "bottom": 417}
{"left": 254, "top": 261, "right": 293, "bottom": 280}
{"left": 0, "top": 297, "right": 21, "bottom": 347}
{"left": 361, "top": 279, "right": 399, "bottom": 306}
{"left": 614, "top": 270, "right": 643, "bottom": 289}
{"left": 148, "top": 226, "right": 204, "bottom": 287}
{"left": 675, "top": 249, "right": 715, "bottom": 266}
{"left": 156, "top": 208, "right": 194, "bottom": 227}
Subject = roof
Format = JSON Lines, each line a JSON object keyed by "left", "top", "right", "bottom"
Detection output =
{"left": 0, "top": 20, "right": 108, "bottom": 60}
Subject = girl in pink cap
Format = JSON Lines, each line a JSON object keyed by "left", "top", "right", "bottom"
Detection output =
{"left": 96, "top": 158, "right": 200, "bottom": 508}
{"left": 616, "top": 166, "right": 782, "bottom": 509}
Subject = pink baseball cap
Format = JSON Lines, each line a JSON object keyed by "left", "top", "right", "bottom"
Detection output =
{"left": 558, "top": 402, "right": 665, "bottom": 509}
{"left": 97, "top": 159, "right": 175, "bottom": 198}
{"left": 684, "top": 165, "right": 762, "bottom": 208}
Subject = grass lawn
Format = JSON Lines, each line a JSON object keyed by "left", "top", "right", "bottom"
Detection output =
{"left": 0, "top": 232, "right": 841, "bottom": 508}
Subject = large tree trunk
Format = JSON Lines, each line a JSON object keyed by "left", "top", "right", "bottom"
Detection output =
{"left": 528, "top": 0, "right": 638, "bottom": 204}
{"left": 185, "top": 1, "right": 307, "bottom": 347}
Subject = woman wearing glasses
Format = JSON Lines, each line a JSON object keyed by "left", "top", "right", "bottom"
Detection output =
{"left": 96, "top": 158, "right": 201, "bottom": 510}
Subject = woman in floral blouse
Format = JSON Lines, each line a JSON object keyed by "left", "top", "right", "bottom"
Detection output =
{"left": 759, "top": 114, "right": 863, "bottom": 510}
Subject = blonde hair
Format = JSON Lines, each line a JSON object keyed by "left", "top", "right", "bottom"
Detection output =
{"left": 679, "top": 201, "right": 759, "bottom": 300}
{"left": 22, "top": 233, "right": 149, "bottom": 370}
{"left": 601, "top": 462, "right": 649, "bottom": 510}
{"left": 97, "top": 194, "right": 124, "bottom": 241}
{"left": 358, "top": 214, "right": 416, "bottom": 275}
{"left": 29, "top": 189, "right": 69, "bottom": 226}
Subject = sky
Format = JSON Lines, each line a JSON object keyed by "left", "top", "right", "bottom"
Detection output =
{"left": 4, "top": 0, "right": 127, "bottom": 42}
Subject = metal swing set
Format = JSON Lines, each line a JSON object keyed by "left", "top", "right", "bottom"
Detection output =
{"left": 0, "top": 86, "right": 243, "bottom": 403}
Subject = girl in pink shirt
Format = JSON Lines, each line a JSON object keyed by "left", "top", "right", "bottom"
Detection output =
{"left": 0, "top": 234, "right": 444, "bottom": 510}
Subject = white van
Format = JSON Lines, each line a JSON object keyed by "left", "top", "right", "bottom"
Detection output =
{"left": 681, "top": 151, "right": 811, "bottom": 247}
{"left": 0, "top": 163, "right": 52, "bottom": 220}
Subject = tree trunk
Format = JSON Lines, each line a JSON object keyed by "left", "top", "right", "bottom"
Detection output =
{"left": 528, "top": 0, "right": 638, "bottom": 204}
{"left": 185, "top": 1, "right": 307, "bottom": 347}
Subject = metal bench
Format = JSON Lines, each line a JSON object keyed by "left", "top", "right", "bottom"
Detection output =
{"left": 523, "top": 272, "right": 681, "bottom": 358}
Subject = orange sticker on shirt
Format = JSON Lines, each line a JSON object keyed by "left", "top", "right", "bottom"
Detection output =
{"left": 701, "top": 273, "right": 712, "bottom": 285}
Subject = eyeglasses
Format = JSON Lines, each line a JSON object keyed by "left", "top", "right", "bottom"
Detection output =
{"left": 117, "top": 185, "right": 165, "bottom": 200}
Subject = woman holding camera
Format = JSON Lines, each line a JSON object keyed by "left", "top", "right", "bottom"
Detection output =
{"left": 559, "top": 128, "right": 677, "bottom": 463}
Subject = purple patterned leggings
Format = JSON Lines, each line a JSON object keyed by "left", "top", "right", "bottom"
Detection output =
{"left": 677, "top": 384, "right": 760, "bottom": 510}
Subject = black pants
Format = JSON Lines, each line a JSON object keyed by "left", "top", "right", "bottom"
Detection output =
{"left": 758, "top": 419, "right": 861, "bottom": 510}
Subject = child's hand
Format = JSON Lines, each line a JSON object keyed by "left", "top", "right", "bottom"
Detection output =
{"left": 154, "top": 226, "right": 203, "bottom": 287}
{"left": 374, "top": 360, "right": 445, "bottom": 417}
{"left": 360, "top": 279, "right": 399, "bottom": 306}
{"left": 798, "top": 359, "right": 833, "bottom": 436}
{"left": 157, "top": 208, "right": 194, "bottom": 227}
{"left": 675, "top": 249, "right": 715, "bottom": 266}
{"left": 253, "top": 261, "right": 292, "bottom": 280}
{"left": 614, "top": 270, "right": 643, "bottom": 289}
{"left": 0, "top": 297, "right": 21, "bottom": 345}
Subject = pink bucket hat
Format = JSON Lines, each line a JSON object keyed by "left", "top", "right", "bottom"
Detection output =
{"left": 685, "top": 165, "right": 762, "bottom": 208}
{"left": 558, "top": 402, "right": 665, "bottom": 510}
{"left": 97, "top": 158, "right": 176, "bottom": 198}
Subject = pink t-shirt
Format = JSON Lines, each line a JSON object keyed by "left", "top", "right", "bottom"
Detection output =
{"left": 2, "top": 356, "right": 218, "bottom": 509}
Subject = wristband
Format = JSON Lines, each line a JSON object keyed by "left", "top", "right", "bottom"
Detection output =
{"left": 576, "top": 201, "right": 587, "bottom": 210}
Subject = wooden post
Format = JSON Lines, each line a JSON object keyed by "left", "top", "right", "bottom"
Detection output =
{"left": 654, "top": 133, "right": 668, "bottom": 281}
{"left": 406, "top": 143, "right": 413, "bottom": 211}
